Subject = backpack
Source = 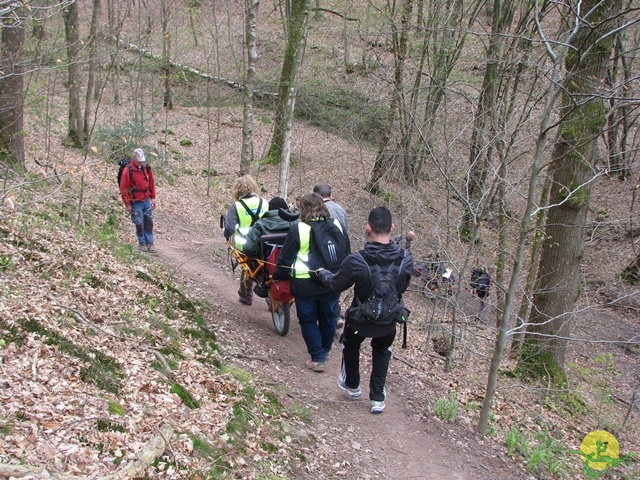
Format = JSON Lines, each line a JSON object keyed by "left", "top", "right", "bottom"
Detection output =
{"left": 351, "top": 251, "right": 410, "bottom": 325}
{"left": 117, "top": 157, "right": 150, "bottom": 194}
{"left": 470, "top": 268, "right": 491, "bottom": 298}
{"left": 308, "top": 219, "right": 350, "bottom": 274}
{"left": 266, "top": 245, "right": 293, "bottom": 303}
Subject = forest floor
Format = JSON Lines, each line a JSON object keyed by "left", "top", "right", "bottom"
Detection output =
{"left": 1, "top": 104, "right": 639, "bottom": 478}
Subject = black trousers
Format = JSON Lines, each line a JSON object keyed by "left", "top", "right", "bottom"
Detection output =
{"left": 341, "top": 325, "right": 395, "bottom": 402}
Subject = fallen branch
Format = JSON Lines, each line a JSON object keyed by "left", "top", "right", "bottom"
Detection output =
{"left": 103, "top": 33, "right": 277, "bottom": 98}
{"left": 102, "top": 423, "right": 175, "bottom": 479}
{"left": 0, "top": 463, "right": 83, "bottom": 479}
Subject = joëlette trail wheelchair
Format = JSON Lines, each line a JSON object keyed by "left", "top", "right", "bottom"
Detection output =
{"left": 220, "top": 209, "right": 298, "bottom": 336}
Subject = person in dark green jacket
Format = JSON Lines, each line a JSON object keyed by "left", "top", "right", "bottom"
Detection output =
{"left": 242, "top": 197, "right": 296, "bottom": 258}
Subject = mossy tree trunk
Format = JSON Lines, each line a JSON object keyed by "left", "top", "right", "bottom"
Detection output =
{"left": 265, "top": 0, "right": 310, "bottom": 168}
{"left": 0, "top": 7, "right": 26, "bottom": 169}
{"left": 518, "top": 0, "right": 619, "bottom": 384}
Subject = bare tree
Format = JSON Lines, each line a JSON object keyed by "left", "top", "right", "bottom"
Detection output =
{"left": 83, "top": 0, "right": 101, "bottom": 140}
{"left": 161, "top": 0, "right": 173, "bottom": 109}
{"left": 62, "top": 0, "right": 83, "bottom": 146}
{"left": 367, "top": 0, "right": 414, "bottom": 193}
{"left": 241, "top": 0, "right": 260, "bottom": 174}
{"left": 0, "top": 5, "right": 26, "bottom": 169}
{"left": 461, "top": 0, "right": 518, "bottom": 239}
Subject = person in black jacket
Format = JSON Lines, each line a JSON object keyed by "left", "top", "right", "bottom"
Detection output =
{"left": 317, "top": 206, "right": 414, "bottom": 413}
{"left": 273, "top": 193, "right": 349, "bottom": 373}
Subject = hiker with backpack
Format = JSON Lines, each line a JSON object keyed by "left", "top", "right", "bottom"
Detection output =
{"left": 223, "top": 175, "right": 268, "bottom": 305}
{"left": 119, "top": 148, "right": 157, "bottom": 253}
{"left": 273, "top": 193, "right": 350, "bottom": 373}
{"left": 313, "top": 182, "right": 350, "bottom": 329}
{"left": 470, "top": 266, "right": 493, "bottom": 320}
{"left": 316, "top": 206, "right": 414, "bottom": 414}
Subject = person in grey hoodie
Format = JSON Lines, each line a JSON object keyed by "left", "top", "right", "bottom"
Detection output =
{"left": 317, "top": 206, "right": 413, "bottom": 414}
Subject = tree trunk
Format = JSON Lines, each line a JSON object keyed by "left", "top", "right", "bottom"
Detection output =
{"left": 512, "top": 175, "right": 550, "bottom": 354}
{"left": 621, "top": 251, "right": 640, "bottom": 285}
{"left": 83, "top": 0, "right": 101, "bottom": 142}
{"left": 403, "top": 0, "right": 475, "bottom": 185}
{"left": 367, "top": 0, "right": 413, "bottom": 193}
{"left": 162, "top": 0, "right": 173, "bottom": 109}
{"left": 63, "top": 0, "right": 83, "bottom": 147}
{"left": 461, "top": 0, "right": 514, "bottom": 239}
{"left": 520, "top": 0, "right": 619, "bottom": 384}
{"left": 264, "top": 0, "right": 310, "bottom": 196}
{"left": 0, "top": 8, "right": 26, "bottom": 169}
{"left": 606, "top": 34, "right": 634, "bottom": 180}
{"left": 241, "top": 0, "right": 260, "bottom": 174}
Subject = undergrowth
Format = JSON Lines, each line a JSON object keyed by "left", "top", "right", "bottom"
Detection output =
{"left": 0, "top": 178, "right": 307, "bottom": 478}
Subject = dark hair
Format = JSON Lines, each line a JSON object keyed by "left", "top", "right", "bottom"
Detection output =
{"left": 368, "top": 206, "right": 392, "bottom": 234}
{"left": 313, "top": 183, "right": 331, "bottom": 198}
{"left": 268, "top": 197, "right": 288, "bottom": 211}
{"left": 300, "top": 193, "right": 329, "bottom": 222}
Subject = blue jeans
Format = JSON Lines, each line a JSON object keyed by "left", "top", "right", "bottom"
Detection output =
{"left": 295, "top": 291, "right": 339, "bottom": 362}
{"left": 130, "top": 198, "right": 154, "bottom": 246}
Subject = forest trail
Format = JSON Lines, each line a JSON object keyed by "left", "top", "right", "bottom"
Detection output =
{"left": 152, "top": 211, "right": 531, "bottom": 480}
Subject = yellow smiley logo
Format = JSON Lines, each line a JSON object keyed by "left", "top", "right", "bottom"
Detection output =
{"left": 570, "top": 430, "right": 635, "bottom": 477}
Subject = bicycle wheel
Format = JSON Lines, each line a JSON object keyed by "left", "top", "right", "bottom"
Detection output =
{"left": 270, "top": 298, "right": 291, "bottom": 336}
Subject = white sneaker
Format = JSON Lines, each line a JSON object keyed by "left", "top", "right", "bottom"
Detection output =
{"left": 336, "top": 315, "right": 345, "bottom": 329}
{"left": 371, "top": 401, "right": 385, "bottom": 413}
{"left": 337, "top": 374, "right": 361, "bottom": 398}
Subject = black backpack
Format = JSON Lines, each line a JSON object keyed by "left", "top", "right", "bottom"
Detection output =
{"left": 352, "top": 250, "right": 410, "bottom": 325}
{"left": 470, "top": 268, "right": 491, "bottom": 297}
{"left": 117, "top": 157, "right": 150, "bottom": 194}
{"left": 117, "top": 157, "right": 132, "bottom": 187}
{"left": 308, "top": 218, "right": 350, "bottom": 274}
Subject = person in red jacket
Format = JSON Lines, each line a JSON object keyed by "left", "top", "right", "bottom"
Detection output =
{"left": 119, "top": 148, "right": 157, "bottom": 253}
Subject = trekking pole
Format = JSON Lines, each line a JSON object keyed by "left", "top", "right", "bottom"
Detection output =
{"left": 402, "top": 322, "right": 407, "bottom": 349}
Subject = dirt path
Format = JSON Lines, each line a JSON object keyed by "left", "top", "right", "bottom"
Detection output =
{"left": 154, "top": 212, "right": 532, "bottom": 479}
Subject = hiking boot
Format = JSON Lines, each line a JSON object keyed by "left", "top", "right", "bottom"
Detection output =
{"left": 336, "top": 315, "right": 345, "bottom": 329}
{"left": 370, "top": 401, "right": 385, "bottom": 414}
{"left": 147, "top": 244, "right": 157, "bottom": 254}
{"left": 337, "top": 375, "right": 361, "bottom": 398}
{"left": 138, "top": 244, "right": 148, "bottom": 252}
{"left": 305, "top": 360, "right": 325, "bottom": 373}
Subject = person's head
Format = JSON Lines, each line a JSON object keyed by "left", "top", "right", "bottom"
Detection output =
{"left": 268, "top": 196, "right": 288, "bottom": 211}
{"left": 232, "top": 175, "right": 259, "bottom": 201}
{"left": 299, "top": 193, "right": 329, "bottom": 222}
{"left": 367, "top": 206, "right": 393, "bottom": 236}
{"left": 132, "top": 148, "right": 146, "bottom": 165}
{"left": 313, "top": 183, "right": 332, "bottom": 200}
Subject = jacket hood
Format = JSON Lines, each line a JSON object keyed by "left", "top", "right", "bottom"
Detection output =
{"left": 362, "top": 241, "right": 402, "bottom": 265}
